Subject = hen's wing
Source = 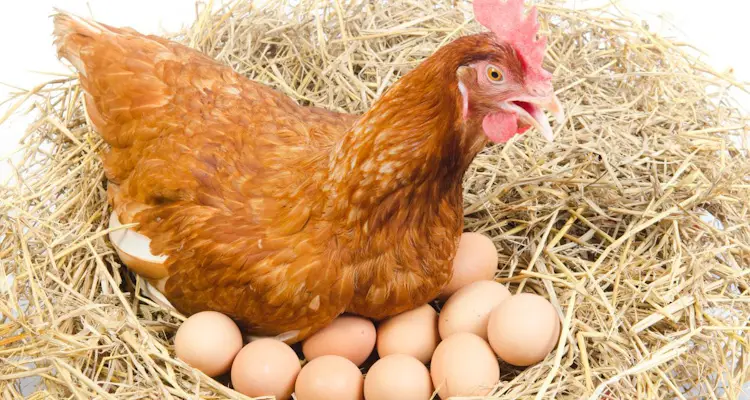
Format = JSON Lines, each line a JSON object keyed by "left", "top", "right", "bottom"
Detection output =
{"left": 53, "top": 13, "right": 358, "bottom": 340}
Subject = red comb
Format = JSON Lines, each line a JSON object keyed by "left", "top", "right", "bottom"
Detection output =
{"left": 473, "top": 0, "right": 551, "bottom": 81}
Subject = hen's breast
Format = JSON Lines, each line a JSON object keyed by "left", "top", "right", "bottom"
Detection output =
{"left": 343, "top": 188, "right": 464, "bottom": 319}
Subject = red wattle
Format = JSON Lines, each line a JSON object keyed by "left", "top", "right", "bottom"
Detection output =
{"left": 482, "top": 112, "right": 519, "bottom": 143}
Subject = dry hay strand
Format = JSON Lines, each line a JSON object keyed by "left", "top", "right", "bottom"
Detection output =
{"left": 2, "top": 0, "right": 750, "bottom": 398}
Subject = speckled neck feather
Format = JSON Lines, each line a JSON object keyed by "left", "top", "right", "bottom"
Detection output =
{"left": 324, "top": 36, "right": 495, "bottom": 233}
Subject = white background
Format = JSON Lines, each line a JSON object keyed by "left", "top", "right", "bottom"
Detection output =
{"left": 1, "top": 0, "right": 749, "bottom": 182}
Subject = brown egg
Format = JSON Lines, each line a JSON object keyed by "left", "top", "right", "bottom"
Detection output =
{"left": 487, "top": 293, "right": 561, "bottom": 366}
{"left": 230, "top": 338, "right": 300, "bottom": 399}
{"left": 376, "top": 304, "right": 439, "bottom": 364}
{"left": 302, "top": 315, "right": 376, "bottom": 366}
{"left": 430, "top": 332, "right": 499, "bottom": 398}
{"left": 438, "top": 280, "right": 510, "bottom": 340}
{"left": 174, "top": 311, "right": 243, "bottom": 377}
{"left": 295, "top": 355, "right": 364, "bottom": 400}
{"left": 440, "top": 232, "right": 498, "bottom": 299}
{"left": 364, "top": 354, "right": 433, "bottom": 400}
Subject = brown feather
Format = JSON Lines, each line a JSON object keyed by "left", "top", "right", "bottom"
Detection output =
{"left": 53, "top": 12, "right": 509, "bottom": 342}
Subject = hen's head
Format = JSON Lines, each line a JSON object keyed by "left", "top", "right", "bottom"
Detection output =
{"left": 453, "top": 0, "right": 564, "bottom": 143}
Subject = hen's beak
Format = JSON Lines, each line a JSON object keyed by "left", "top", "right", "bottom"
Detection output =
{"left": 501, "top": 93, "right": 565, "bottom": 142}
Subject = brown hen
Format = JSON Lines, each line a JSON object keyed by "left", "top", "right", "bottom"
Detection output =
{"left": 52, "top": 0, "right": 564, "bottom": 343}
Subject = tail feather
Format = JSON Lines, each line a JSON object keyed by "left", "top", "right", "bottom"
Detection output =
{"left": 51, "top": 10, "right": 109, "bottom": 76}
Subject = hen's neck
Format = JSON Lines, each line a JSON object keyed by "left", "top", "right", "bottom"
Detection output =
{"left": 323, "top": 53, "right": 487, "bottom": 231}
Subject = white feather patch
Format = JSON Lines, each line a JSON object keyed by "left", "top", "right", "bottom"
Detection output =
{"left": 142, "top": 279, "right": 175, "bottom": 310}
{"left": 458, "top": 81, "right": 469, "bottom": 120}
{"left": 108, "top": 211, "right": 168, "bottom": 264}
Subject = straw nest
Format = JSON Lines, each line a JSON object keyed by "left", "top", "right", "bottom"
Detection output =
{"left": 2, "top": 0, "right": 749, "bottom": 398}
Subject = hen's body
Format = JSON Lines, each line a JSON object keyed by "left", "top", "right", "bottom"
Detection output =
{"left": 53, "top": 14, "right": 489, "bottom": 341}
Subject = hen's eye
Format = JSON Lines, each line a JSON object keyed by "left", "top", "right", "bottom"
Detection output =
{"left": 486, "top": 65, "right": 504, "bottom": 82}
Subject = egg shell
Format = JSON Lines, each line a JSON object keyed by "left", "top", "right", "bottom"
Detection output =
{"left": 376, "top": 304, "right": 439, "bottom": 364}
{"left": 440, "top": 232, "right": 498, "bottom": 299}
{"left": 230, "top": 338, "right": 300, "bottom": 399}
{"left": 174, "top": 311, "right": 243, "bottom": 377}
{"left": 430, "top": 332, "right": 499, "bottom": 398}
{"left": 302, "top": 315, "right": 376, "bottom": 366}
{"left": 487, "top": 293, "right": 561, "bottom": 366}
{"left": 364, "top": 354, "right": 433, "bottom": 400}
{"left": 295, "top": 355, "right": 364, "bottom": 400}
{"left": 438, "top": 280, "right": 510, "bottom": 340}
